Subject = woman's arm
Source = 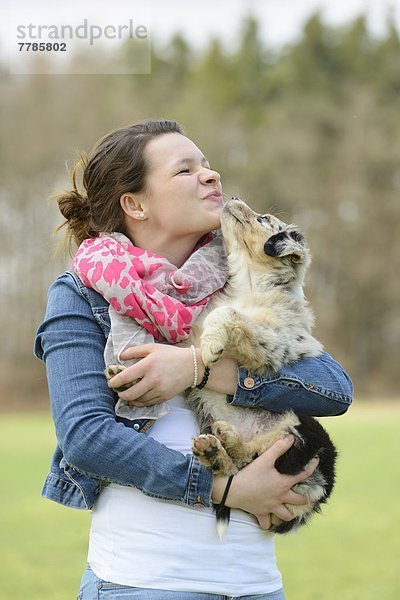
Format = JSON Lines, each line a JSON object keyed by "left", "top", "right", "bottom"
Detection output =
{"left": 35, "top": 275, "right": 212, "bottom": 507}
{"left": 204, "top": 349, "right": 353, "bottom": 417}
{"left": 36, "top": 273, "right": 313, "bottom": 525}
{"left": 113, "top": 346, "right": 353, "bottom": 417}
{"left": 226, "top": 353, "right": 353, "bottom": 417}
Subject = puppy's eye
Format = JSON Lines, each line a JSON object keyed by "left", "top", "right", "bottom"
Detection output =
{"left": 257, "top": 215, "right": 270, "bottom": 223}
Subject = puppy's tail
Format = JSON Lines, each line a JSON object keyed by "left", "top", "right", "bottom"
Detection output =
{"left": 215, "top": 504, "right": 231, "bottom": 540}
{"left": 215, "top": 474, "right": 234, "bottom": 540}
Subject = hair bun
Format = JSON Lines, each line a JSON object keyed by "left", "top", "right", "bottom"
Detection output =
{"left": 55, "top": 187, "right": 95, "bottom": 251}
{"left": 58, "top": 189, "right": 89, "bottom": 221}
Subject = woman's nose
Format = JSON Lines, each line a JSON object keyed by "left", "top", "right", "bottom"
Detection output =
{"left": 199, "top": 167, "right": 220, "bottom": 185}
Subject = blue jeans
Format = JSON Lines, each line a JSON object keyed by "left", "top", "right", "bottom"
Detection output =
{"left": 77, "top": 566, "right": 286, "bottom": 600}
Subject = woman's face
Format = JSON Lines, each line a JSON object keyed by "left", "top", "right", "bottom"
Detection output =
{"left": 139, "top": 132, "right": 223, "bottom": 239}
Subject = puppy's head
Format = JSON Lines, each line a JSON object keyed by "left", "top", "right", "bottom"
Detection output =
{"left": 221, "top": 198, "right": 310, "bottom": 281}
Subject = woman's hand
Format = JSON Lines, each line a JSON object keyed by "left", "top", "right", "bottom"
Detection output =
{"left": 107, "top": 344, "right": 195, "bottom": 405}
{"left": 107, "top": 342, "right": 238, "bottom": 404}
{"left": 212, "top": 435, "right": 319, "bottom": 529}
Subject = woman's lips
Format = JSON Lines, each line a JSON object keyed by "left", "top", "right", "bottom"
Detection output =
{"left": 203, "top": 190, "right": 223, "bottom": 203}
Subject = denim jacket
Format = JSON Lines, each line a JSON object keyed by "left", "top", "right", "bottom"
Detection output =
{"left": 34, "top": 270, "right": 353, "bottom": 511}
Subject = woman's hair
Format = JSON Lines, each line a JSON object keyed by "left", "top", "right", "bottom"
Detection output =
{"left": 55, "top": 119, "right": 183, "bottom": 252}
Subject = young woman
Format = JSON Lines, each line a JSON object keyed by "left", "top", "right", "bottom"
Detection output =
{"left": 35, "top": 119, "right": 353, "bottom": 600}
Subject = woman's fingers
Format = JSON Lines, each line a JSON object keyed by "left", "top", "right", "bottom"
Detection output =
{"left": 264, "top": 435, "right": 295, "bottom": 464}
{"left": 290, "top": 457, "right": 320, "bottom": 486}
{"left": 107, "top": 364, "right": 145, "bottom": 391}
{"left": 119, "top": 344, "right": 157, "bottom": 360}
{"left": 256, "top": 514, "right": 272, "bottom": 530}
{"left": 270, "top": 505, "right": 296, "bottom": 522}
{"left": 225, "top": 436, "right": 320, "bottom": 527}
{"left": 266, "top": 436, "right": 320, "bottom": 491}
{"left": 107, "top": 344, "right": 194, "bottom": 404}
{"left": 282, "top": 489, "right": 308, "bottom": 506}
{"left": 107, "top": 345, "right": 159, "bottom": 390}
{"left": 119, "top": 389, "right": 158, "bottom": 405}
{"left": 116, "top": 373, "right": 168, "bottom": 404}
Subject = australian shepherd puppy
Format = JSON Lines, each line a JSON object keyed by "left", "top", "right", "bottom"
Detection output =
{"left": 186, "top": 198, "right": 337, "bottom": 537}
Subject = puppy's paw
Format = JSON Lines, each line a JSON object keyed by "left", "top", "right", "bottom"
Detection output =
{"left": 104, "top": 365, "right": 132, "bottom": 393}
{"left": 200, "top": 334, "right": 226, "bottom": 367}
{"left": 212, "top": 421, "right": 241, "bottom": 449}
{"left": 105, "top": 364, "right": 125, "bottom": 379}
{"left": 192, "top": 434, "right": 238, "bottom": 477}
{"left": 192, "top": 434, "right": 222, "bottom": 467}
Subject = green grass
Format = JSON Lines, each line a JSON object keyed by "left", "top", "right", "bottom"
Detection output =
{"left": 0, "top": 413, "right": 90, "bottom": 600}
{"left": 276, "top": 402, "right": 400, "bottom": 600}
{"left": 0, "top": 403, "right": 399, "bottom": 599}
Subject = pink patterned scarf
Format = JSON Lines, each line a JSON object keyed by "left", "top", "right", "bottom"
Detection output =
{"left": 73, "top": 231, "right": 228, "bottom": 344}
{"left": 73, "top": 231, "right": 227, "bottom": 421}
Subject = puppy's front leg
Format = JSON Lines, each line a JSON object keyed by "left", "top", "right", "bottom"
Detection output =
{"left": 200, "top": 306, "right": 235, "bottom": 366}
{"left": 202, "top": 306, "right": 279, "bottom": 371}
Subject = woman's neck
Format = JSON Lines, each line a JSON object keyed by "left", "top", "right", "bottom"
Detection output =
{"left": 128, "top": 229, "right": 201, "bottom": 267}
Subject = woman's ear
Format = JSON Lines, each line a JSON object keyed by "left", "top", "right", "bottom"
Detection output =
{"left": 120, "top": 193, "right": 147, "bottom": 221}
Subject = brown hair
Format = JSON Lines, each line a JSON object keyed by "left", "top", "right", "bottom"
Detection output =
{"left": 55, "top": 119, "right": 183, "bottom": 253}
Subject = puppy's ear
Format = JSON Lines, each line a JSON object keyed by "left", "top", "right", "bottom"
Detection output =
{"left": 264, "top": 229, "right": 305, "bottom": 263}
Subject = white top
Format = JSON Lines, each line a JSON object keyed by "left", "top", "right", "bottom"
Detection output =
{"left": 88, "top": 396, "right": 282, "bottom": 595}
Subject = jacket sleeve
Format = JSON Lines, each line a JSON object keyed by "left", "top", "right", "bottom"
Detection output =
{"left": 228, "top": 353, "right": 353, "bottom": 417}
{"left": 34, "top": 274, "right": 213, "bottom": 507}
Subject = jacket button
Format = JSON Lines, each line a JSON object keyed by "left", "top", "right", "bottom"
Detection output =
{"left": 194, "top": 496, "right": 204, "bottom": 509}
{"left": 133, "top": 423, "right": 140, "bottom": 430}
{"left": 244, "top": 377, "right": 255, "bottom": 388}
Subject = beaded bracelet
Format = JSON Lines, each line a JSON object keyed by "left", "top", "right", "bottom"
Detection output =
{"left": 190, "top": 345, "right": 198, "bottom": 388}
{"left": 196, "top": 365, "right": 210, "bottom": 389}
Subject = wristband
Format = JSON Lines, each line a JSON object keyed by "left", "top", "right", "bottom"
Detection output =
{"left": 220, "top": 474, "right": 234, "bottom": 507}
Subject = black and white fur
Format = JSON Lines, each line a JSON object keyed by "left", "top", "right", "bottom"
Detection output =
{"left": 187, "top": 198, "right": 337, "bottom": 537}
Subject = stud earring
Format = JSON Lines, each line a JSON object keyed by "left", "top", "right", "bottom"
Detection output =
{"left": 138, "top": 212, "right": 145, "bottom": 219}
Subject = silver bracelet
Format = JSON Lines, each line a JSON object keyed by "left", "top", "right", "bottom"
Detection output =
{"left": 190, "top": 345, "right": 198, "bottom": 388}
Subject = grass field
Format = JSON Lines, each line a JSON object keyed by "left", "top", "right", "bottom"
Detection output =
{"left": 0, "top": 402, "right": 399, "bottom": 600}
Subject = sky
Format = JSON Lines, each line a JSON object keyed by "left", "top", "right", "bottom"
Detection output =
{"left": 2, "top": 0, "right": 400, "bottom": 71}
{"left": 148, "top": 0, "right": 400, "bottom": 49}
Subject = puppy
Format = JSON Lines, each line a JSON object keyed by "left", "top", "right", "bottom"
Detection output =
{"left": 186, "top": 198, "right": 337, "bottom": 537}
